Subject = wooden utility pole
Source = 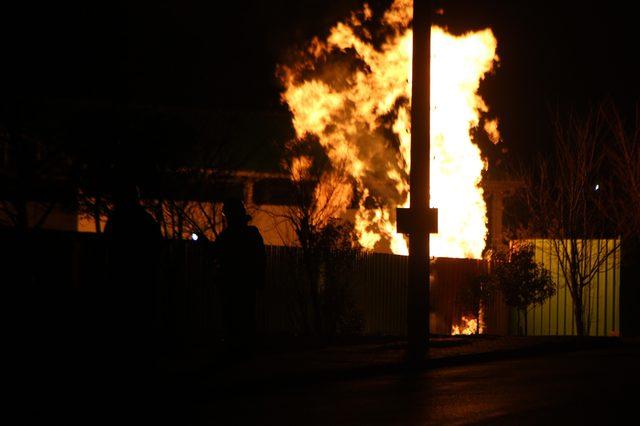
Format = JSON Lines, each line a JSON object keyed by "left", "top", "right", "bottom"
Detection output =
{"left": 396, "top": 0, "right": 437, "bottom": 362}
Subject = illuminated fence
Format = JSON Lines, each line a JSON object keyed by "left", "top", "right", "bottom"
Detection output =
{"left": 259, "top": 247, "right": 408, "bottom": 335}
{"left": 351, "top": 251, "right": 408, "bottom": 336}
{"left": 263, "top": 247, "right": 504, "bottom": 336}
{"left": 519, "top": 239, "right": 621, "bottom": 337}
{"left": 349, "top": 253, "right": 507, "bottom": 336}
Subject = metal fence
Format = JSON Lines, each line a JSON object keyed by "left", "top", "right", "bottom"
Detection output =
{"left": 350, "top": 253, "right": 507, "bottom": 336}
{"left": 522, "top": 239, "right": 621, "bottom": 336}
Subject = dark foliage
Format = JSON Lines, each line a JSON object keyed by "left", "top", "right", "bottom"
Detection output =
{"left": 492, "top": 244, "right": 555, "bottom": 335}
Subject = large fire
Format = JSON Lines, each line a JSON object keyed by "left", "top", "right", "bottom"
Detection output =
{"left": 280, "top": 0, "right": 499, "bottom": 259}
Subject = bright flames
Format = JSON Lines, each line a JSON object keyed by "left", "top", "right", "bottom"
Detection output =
{"left": 451, "top": 315, "right": 485, "bottom": 335}
{"left": 280, "top": 0, "right": 500, "bottom": 259}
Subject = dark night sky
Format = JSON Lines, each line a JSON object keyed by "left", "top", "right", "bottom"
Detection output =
{"left": 2, "top": 0, "right": 639, "bottom": 167}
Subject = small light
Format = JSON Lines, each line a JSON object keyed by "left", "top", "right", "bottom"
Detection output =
{"left": 191, "top": 233, "right": 199, "bottom": 241}
{"left": 594, "top": 184, "right": 600, "bottom": 191}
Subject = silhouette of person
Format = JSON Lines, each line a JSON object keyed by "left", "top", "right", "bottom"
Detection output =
{"left": 104, "top": 182, "right": 162, "bottom": 331}
{"left": 103, "top": 180, "right": 162, "bottom": 415}
{"left": 214, "top": 198, "right": 265, "bottom": 358}
{"left": 105, "top": 184, "right": 162, "bottom": 246}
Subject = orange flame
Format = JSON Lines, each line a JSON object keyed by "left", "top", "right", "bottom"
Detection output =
{"left": 451, "top": 314, "right": 485, "bottom": 335}
{"left": 280, "top": 0, "right": 500, "bottom": 259}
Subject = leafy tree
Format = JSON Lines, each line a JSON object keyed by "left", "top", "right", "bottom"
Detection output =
{"left": 492, "top": 244, "right": 556, "bottom": 336}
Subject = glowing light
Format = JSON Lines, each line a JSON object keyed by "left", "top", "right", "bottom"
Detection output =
{"left": 191, "top": 233, "right": 199, "bottom": 241}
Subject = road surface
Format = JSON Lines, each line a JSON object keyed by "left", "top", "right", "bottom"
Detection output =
{"left": 199, "top": 344, "right": 639, "bottom": 425}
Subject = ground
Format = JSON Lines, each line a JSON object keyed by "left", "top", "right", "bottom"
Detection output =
{"left": 201, "top": 343, "right": 639, "bottom": 425}
{"left": 18, "top": 336, "right": 637, "bottom": 424}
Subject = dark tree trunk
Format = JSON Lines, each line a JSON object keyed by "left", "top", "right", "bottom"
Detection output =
{"left": 574, "top": 292, "right": 585, "bottom": 337}
{"left": 570, "top": 247, "right": 585, "bottom": 337}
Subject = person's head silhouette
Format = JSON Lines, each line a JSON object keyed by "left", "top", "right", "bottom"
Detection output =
{"left": 112, "top": 179, "right": 140, "bottom": 209}
{"left": 222, "top": 198, "right": 251, "bottom": 226}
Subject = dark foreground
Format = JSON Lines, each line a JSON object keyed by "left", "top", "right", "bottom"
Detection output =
{"left": 201, "top": 343, "right": 639, "bottom": 425}
{"left": 16, "top": 340, "right": 638, "bottom": 424}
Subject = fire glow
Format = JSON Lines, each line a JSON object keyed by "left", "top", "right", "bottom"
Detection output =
{"left": 451, "top": 314, "right": 485, "bottom": 336}
{"left": 280, "top": 0, "right": 500, "bottom": 259}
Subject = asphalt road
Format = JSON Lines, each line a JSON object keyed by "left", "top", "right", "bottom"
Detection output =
{"left": 200, "top": 344, "right": 640, "bottom": 425}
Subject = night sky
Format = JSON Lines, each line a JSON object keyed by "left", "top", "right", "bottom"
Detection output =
{"left": 2, "top": 0, "right": 639, "bottom": 168}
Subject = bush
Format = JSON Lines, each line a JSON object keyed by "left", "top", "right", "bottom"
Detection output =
{"left": 492, "top": 244, "right": 555, "bottom": 335}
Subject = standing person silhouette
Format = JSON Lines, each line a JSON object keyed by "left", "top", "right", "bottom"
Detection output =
{"left": 104, "top": 181, "right": 162, "bottom": 345}
{"left": 214, "top": 198, "right": 265, "bottom": 359}
{"left": 103, "top": 180, "right": 162, "bottom": 418}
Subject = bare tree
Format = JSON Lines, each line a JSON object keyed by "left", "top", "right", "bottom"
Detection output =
{"left": 604, "top": 103, "right": 640, "bottom": 242}
{"left": 71, "top": 105, "right": 240, "bottom": 240}
{"left": 271, "top": 138, "right": 360, "bottom": 334}
{"left": 0, "top": 124, "right": 69, "bottom": 230}
{"left": 516, "top": 108, "right": 621, "bottom": 336}
{"left": 603, "top": 103, "right": 640, "bottom": 335}
{"left": 159, "top": 121, "right": 244, "bottom": 240}
{"left": 144, "top": 168, "right": 232, "bottom": 241}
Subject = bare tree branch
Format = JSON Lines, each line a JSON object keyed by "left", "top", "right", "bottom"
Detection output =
{"left": 513, "top": 105, "right": 625, "bottom": 336}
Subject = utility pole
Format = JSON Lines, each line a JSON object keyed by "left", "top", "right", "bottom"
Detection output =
{"left": 396, "top": 0, "right": 437, "bottom": 363}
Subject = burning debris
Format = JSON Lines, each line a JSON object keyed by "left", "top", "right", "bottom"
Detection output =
{"left": 451, "top": 315, "right": 484, "bottom": 335}
{"left": 279, "top": 0, "right": 500, "bottom": 259}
